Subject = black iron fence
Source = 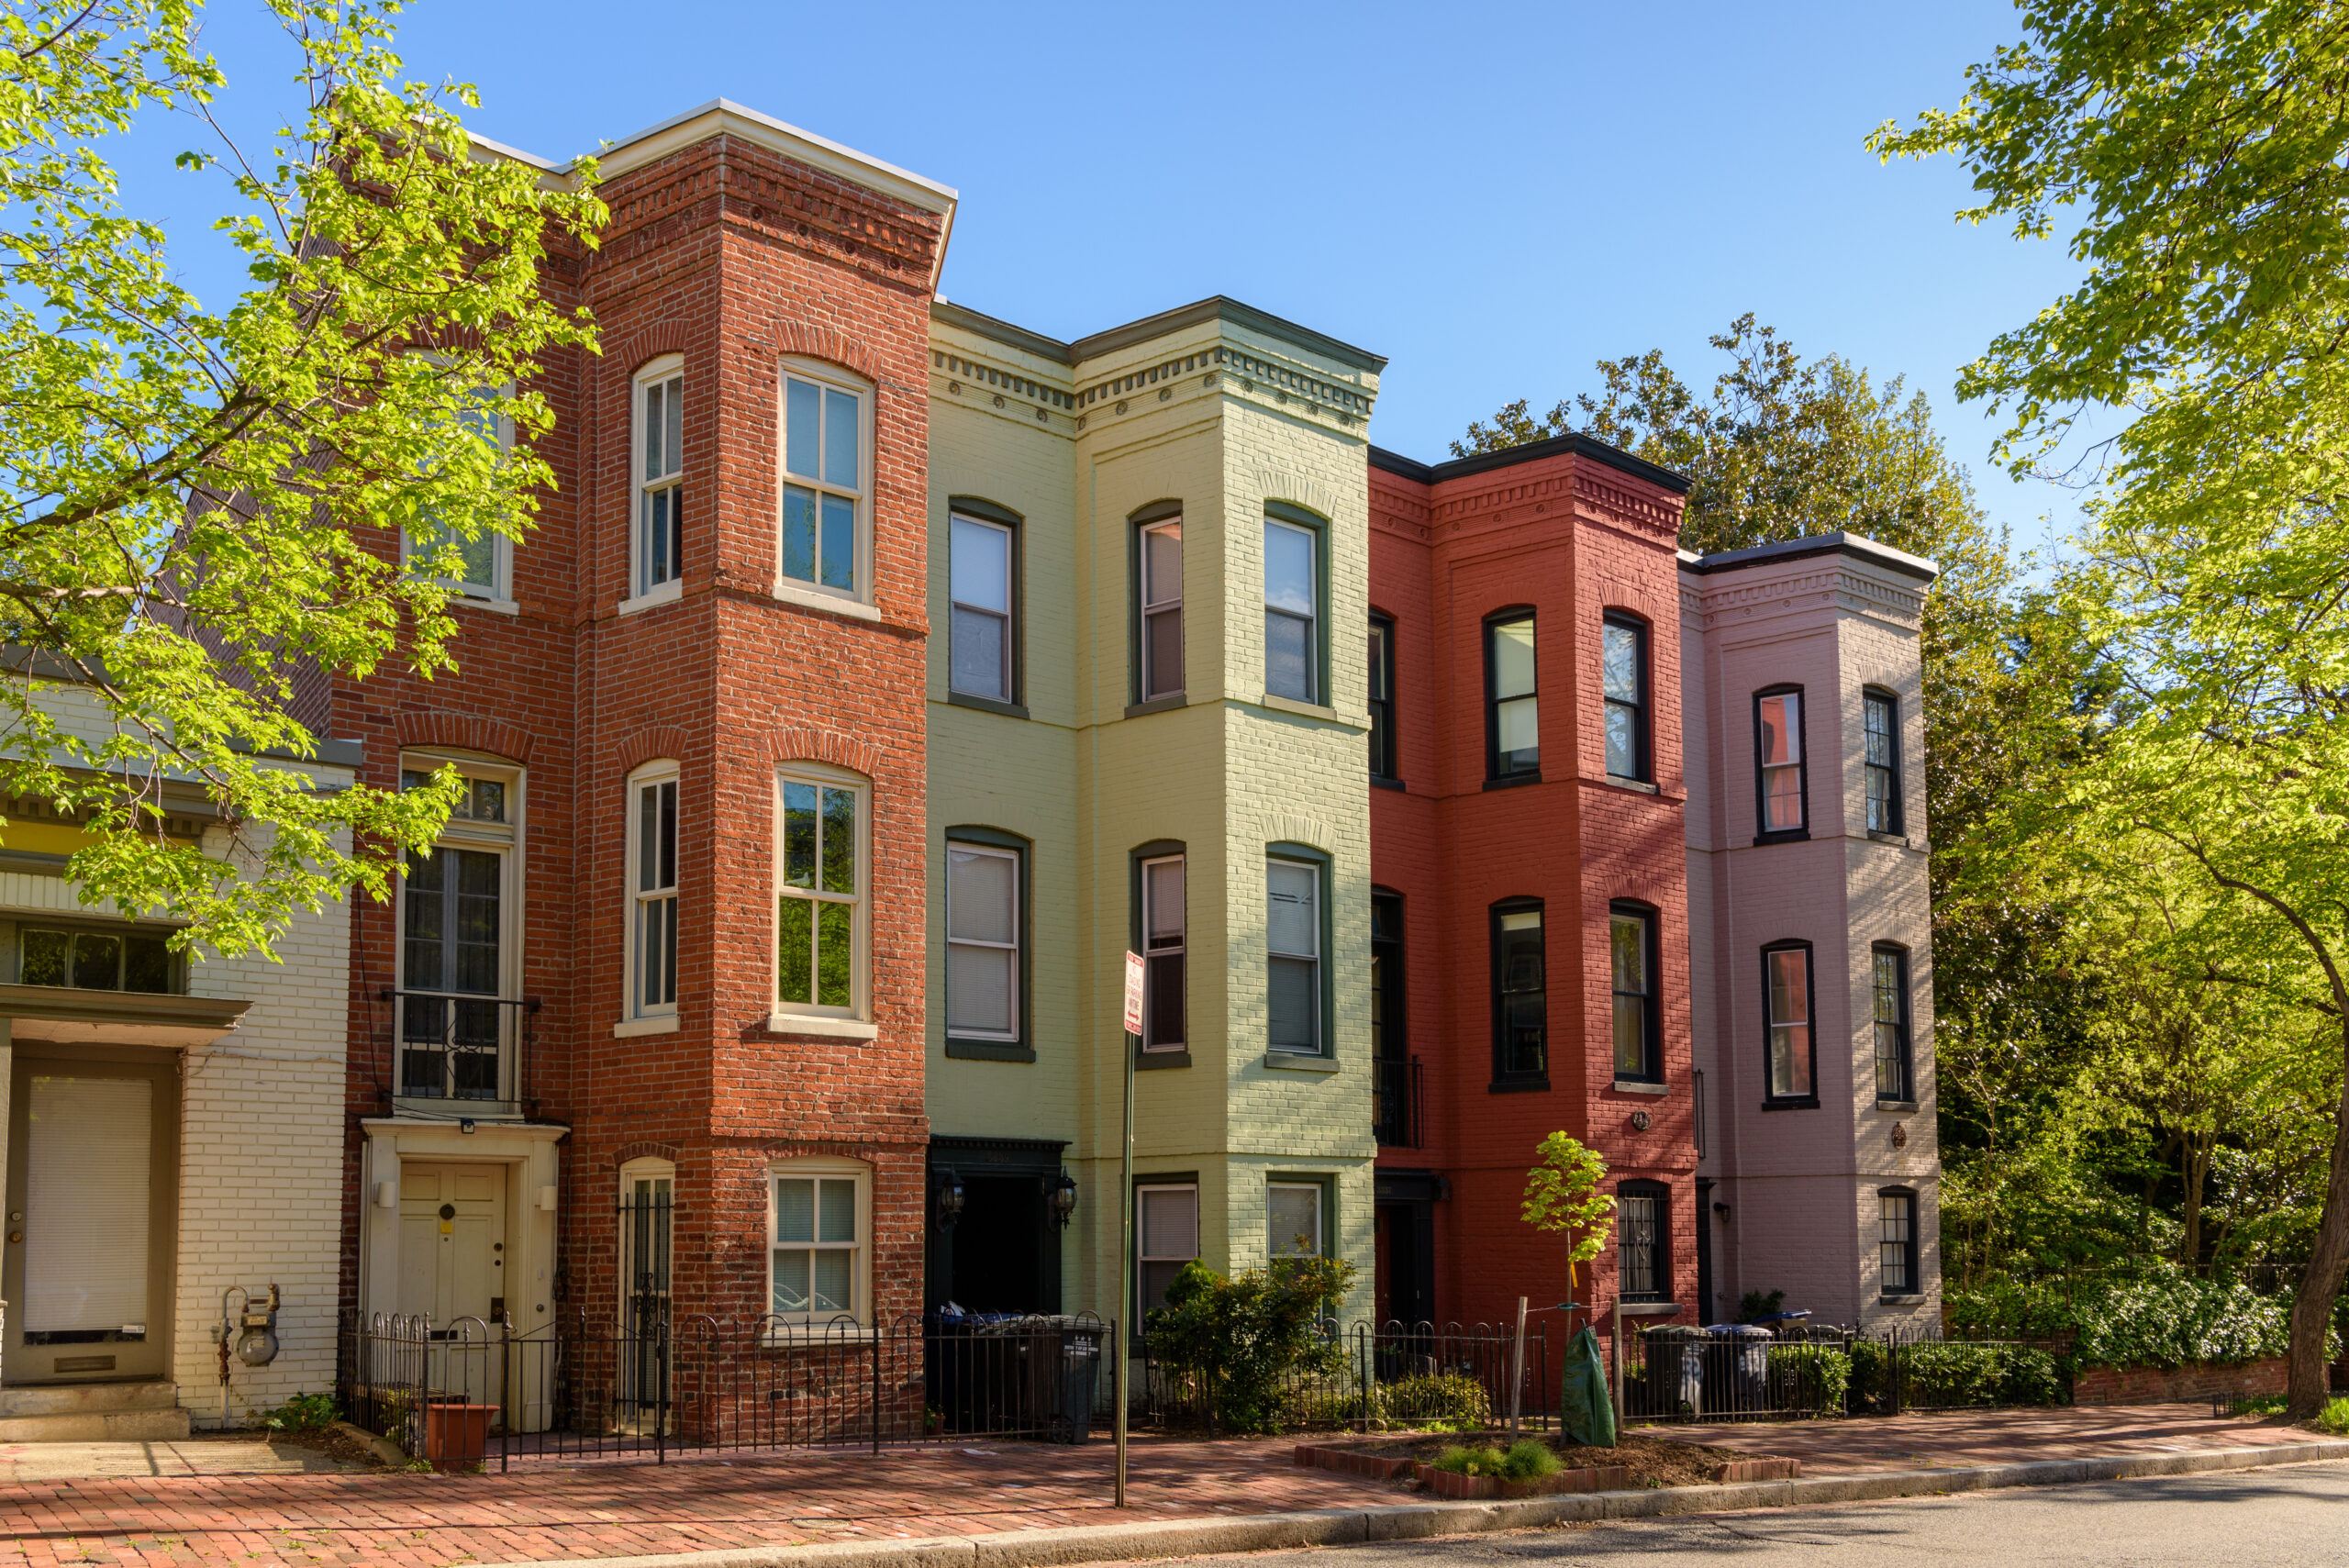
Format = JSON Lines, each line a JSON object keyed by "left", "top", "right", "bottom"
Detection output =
{"left": 1142, "top": 1318, "right": 1548, "bottom": 1435}
{"left": 1619, "top": 1323, "right": 2076, "bottom": 1423}
{"left": 1373, "top": 1056, "right": 1422, "bottom": 1148}
{"left": 338, "top": 1308, "right": 1113, "bottom": 1468}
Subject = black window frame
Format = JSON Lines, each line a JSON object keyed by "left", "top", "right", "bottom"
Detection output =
{"left": 1130, "top": 838, "right": 1189, "bottom": 1068}
{"left": 1872, "top": 941, "right": 1913, "bottom": 1104}
{"left": 945, "top": 496, "right": 1025, "bottom": 717}
{"left": 1484, "top": 609, "right": 1540, "bottom": 785}
{"left": 1751, "top": 684, "right": 1809, "bottom": 842}
{"left": 942, "top": 825, "right": 1033, "bottom": 1062}
{"left": 1760, "top": 938, "right": 1820, "bottom": 1109}
{"left": 1609, "top": 899, "right": 1663, "bottom": 1084}
{"left": 1863, "top": 686, "right": 1903, "bottom": 836}
{"left": 1371, "top": 888, "right": 1410, "bottom": 1147}
{"left": 1368, "top": 612, "right": 1399, "bottom": 785}
{"left": 1878, "top": 1186, "right": 1919, "bottom": 1297}
{"left": 1489, "top": 895, "right": 1548, "bottom": 1089}
{"left": 1600, "top": 611, "right": 1652, "bottom": 784}
{"left": 1616, "top": 1178, "right": 1670, "bottom": 1304}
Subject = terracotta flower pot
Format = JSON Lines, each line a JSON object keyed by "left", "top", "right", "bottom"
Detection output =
{"left": 424, "top": 1401, "right": 496, "bottom": 1468}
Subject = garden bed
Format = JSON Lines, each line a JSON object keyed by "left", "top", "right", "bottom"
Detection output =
{"left": 1293, "top": 1429, "right": 1798, "bottom": 1496}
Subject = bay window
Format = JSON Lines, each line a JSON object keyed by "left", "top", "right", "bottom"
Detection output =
{"left": 781, "top": 361, "right": 866, "bottom": 599}
{"left": 627, "top": 763, "right": 678, "bottom": 1019}
{"left": 1266, "top": 855, "right": 1322, "bottom": 1055}
{"left": 1486, "top": 612, "right": 1538, "bottom": 780}
{"left": 1602, "top": 613, "right": 1650, "bottom": 782}
{"left": 1753, "top": 686, "right": 1807, "bottom": 835}
{"left": 1610, "top": 901, "right": 1660, "bottom": 1083}
{"left": 776, "top": 770, "right": 863, "bottom": 1018}
{"left": 1139, "top": 517, "right": 1184, "bottom": 701}
{"left": 769, "top": 1159, "right": 869, "bottom": 1324}
{"left": 1491, "top": 898, "right": 1546, "bottom": 1082}
{"left": 1865, "top": 688, "right": 1903, "bottom": 834}
{"left": 633, "top": 361, "right": 684, "bottom": 601}
{"left": 1264, "top": 516, "right": 1318, "bottom": 703}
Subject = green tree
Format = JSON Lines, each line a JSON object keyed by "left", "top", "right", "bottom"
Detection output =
{"left": 1875, "top": 0, "right": 2349, "bottom": 1416}
{"left": 0, "top": 0, "right": 602, "bottom": 958}
{"left": 1521, "top": 1131, "right": 1614, "bottom": 1289}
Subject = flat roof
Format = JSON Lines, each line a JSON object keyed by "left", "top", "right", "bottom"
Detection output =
{"left": 933, "top": 295, "right": 1386, "bottom": 374}
{"left": 1369, "top": 431, "right": 1693, "bottom": 495}
{"left": 1681, "top": 530, "right": 1940, "bottom": 583}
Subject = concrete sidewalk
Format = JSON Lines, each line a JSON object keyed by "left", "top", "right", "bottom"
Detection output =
{"left": 0, "top": 1405, "right": 2330, "bottom": 1567}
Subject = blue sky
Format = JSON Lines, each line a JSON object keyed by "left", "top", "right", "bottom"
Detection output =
{"left": 130, "top": 0, "right": 2086, "bottom": 552}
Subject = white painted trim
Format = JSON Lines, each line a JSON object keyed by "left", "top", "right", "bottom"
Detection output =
{"left": 767, "top": 577, "right": 883, "bottom": 622}
{"left": 617, "top": 579, "right": 684, "bottom": 617}
{"left": 764, "top": 1014, "right": 878, "bottom": 1040}
{"left": 611, "top": 1015, "right": 679, "bottom": 1039}
{"left": 596, "top": 101, "right": 956, "bottom": 211}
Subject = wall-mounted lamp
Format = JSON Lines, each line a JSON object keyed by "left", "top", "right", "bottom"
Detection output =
{"left": 933, "top": 1169, "right": 965, "bottom": 1230}
{"left": 1712, "top": 1201, "right": 1732, "bottom": 1222}
{"left": 459, "top": 1118, "right": 477, "bottom": 1135}
{"left": 1629, "top": 1110, "right": 1652, "bottom": 1132}
{"left": 1044, "top": 1171, "right": 1078, "bottom": 1229}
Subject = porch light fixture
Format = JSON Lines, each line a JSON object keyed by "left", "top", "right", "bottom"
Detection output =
{"left": 933, "top": 1169, "right": 965, "bottom": 1229}
{"left": 460, "top": 1118, "right": 477, "bottom": 1134}
{"left": 1045, "top": 1171, "right": 1077, "bottom": 1229}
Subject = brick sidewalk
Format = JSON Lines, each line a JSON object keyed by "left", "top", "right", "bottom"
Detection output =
{"left": 0, "top": 1406, "right": 2325, "bottom": 1568}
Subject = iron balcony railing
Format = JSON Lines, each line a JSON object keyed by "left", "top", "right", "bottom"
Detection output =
{"left": 381, "top": 988, "right": 540, "bottom": 1106}
{"left": 1373, "top": 1053, "right": 1421, "bottom": 1148}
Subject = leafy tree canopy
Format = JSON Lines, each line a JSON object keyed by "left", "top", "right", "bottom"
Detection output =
{"left": 0, "top": 0, "right": 602, "bottom": 957}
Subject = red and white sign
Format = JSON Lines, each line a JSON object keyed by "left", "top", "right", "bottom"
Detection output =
{"left": 1122, "top": 950, "right": 1146, "bottom": 1037}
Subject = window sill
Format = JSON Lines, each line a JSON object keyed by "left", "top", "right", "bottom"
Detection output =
{"left": 1612, "top": 1078, "right": 1668, "bottom": 1096}
{"left": 1751, "top": 828, "right": 1811, "bottom": 847}
{"left": 451, "top": 593, "right": 520, "bottom": 616}
{"left": 618, "top": 580, "right": 684, "bottom": 617}
{"left": 1876, "top": 1098, "right": 1919, "bottom": 1113}
{"left": 765, "top": 1013, "right": 879, "bottom": 1040}
{"left": 1483, "top": 772, "right": 1542, "bottom": 792}
{"left": 946, "top": 1039, "right": 1035, "bottom": 1063}
{"left": 1135, "top": 1048, "right": 1191, "bottom": 1070}
{"left": 1868, "top": 830, "right": 1912, "bottom": 847}
{"left": 1263, "top": 1051, "right": 1340, "bottom": 1073}
{"left": 1488, "top": 1076, "right": 1550, "bottom": 1095}
{"left": 1257, "top": 693, "right": 1342, "bottom": 723}
{"left": 1880, "top": 1295, "right": 1928, "bottom": 1306}
{"left": 770, "top": 578, "right": 883, "bottom": 622}
{"left": 1601, "top": 775, "right": 1658, "bottom": 795}
{"left": 612, "top": 1015, "right": 680, "bottom": 1039}
{"left": 946, "top": 691, "right": 1030, "bottom": 719}
{"left": 1124, "top": 694, "right": 1187, "bottom": 719}
{"left": 1761, "top": 1095, "right": 1820, "bottom": 1112}
{"left": 1371, "top": 775, "right": 1407, "bottom": 793}
{"left": 1616, "top": 1301, "right": 1682, "bottom": 1318}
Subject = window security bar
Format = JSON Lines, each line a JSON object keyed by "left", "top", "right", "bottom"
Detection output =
{"left": 379, "top": 988, "right": 541, "bottom": 1106}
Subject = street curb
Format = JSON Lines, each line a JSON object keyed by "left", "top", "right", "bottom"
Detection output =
{"left": 475, "top": 1439, "right": 2349, "bottom": 1568}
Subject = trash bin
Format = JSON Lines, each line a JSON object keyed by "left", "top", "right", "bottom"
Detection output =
{"left": 927, "top": 1309, "right": 1036, "bottom": 1434}
{"left": 1024, "top": 1316, "right": 1104, "bottom": 1443}
{"left": 1642, "top": 1326, "right": 1708, "bottom": 1418}
{"left": 1704, "top": 1325, "right": 1772, "bottom": 1414}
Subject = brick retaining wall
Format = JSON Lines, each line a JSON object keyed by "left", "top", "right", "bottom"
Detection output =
{"left": 2072, "top": 1357, "right": 2287, "bottom": 1407}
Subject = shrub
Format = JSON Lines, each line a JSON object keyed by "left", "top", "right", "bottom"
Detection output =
{"left": 1431, "top": 1440, "right": 1559, "bottom": 1481}
{"left": 1765, "top": 1344, "right": 1851, "bottom": 1414}
{"left": 1145, "top": 1254, "right": 1357, "bottom": 1435}
{"left": 1947, "top": 1267, "right": 2332, "bottom": 1371}
{"left": 2310, "top": 1397, "right": 2349, "bottom": 1436}
{"left": 1372, "top": 1373, "right": 1492, "bottom": 1431}
{"left": 262, "top": 1392, "right": 340, "bottom": 1432}
{"left": 1737, "top": 1290, "right": 1787, "bottom": 1325}
{"left": 1849, "top": 1341, "right": 2065, "bottom": 1409}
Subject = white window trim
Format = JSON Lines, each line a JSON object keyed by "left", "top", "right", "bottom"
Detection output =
{"left": 775, "top": 356, "right": 875, "bottom": 608}
{"left": 765, "top": 1156, "right": 872, "bottom": 1331}
{"left": 1263, "top": 517, "right": 1317, "bottom": 705}
{"left": 400, "top": 383, "right": 517, "bottom": 606}
{"left": 772, "top": 761, "right": 871, "bottom": 1025}
{"left": 632, "top": 354, "right": 686, "bottom": 604}
{"left": 1267, "top": 1179, "right": 1325, "bottom": 1260}
{"left": 944, "top": 840, "right": 1019, "bottom": 1042}
{"left": 624, "top": 759, "right": 680, "bottom": 1024}
{"left": 395, "top": 749, "right": 525, "bottom": 1104}
{"left": 948, "top": 513, "right": 1016, "bottom": 702}
{"left": 1140, "top": 517, "right": 1184, "bottom": 701}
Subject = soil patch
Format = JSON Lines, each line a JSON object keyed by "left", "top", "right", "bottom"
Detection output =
{"left": 1334, "top": 1429, "right": 1781, "bottom": 1490}
{"left": 265, "top": 1423, "right": 387, "bottom": 1470}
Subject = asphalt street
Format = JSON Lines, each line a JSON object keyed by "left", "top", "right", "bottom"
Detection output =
{"left": 1156, "top": 1462, "right": 2349, "bottom": 1566}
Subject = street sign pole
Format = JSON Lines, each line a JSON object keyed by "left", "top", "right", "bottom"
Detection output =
{"left": 1115, "top": 950, "right": 1145, "bottom": 1508}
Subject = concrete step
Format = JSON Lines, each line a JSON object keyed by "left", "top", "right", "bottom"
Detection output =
{"left": 0, "top": 1382, "right": 189, "bottom": 1440}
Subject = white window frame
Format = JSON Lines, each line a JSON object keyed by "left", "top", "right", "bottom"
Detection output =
{"left": 625, "top": 760, "right": 680, "bottom": 1023}
{"left": 766, "top": 1156, "right": 871, "bottom": 1330}
{"left": 401, "top": 381, "right": 516, "bottom": 606}
{"left": 948, "top": 513, "right": 1015, "bottom": 701}
{"left": 944, "top": 840, "right": 1019, "bottom": 1042}
{"left": 1140, "top": 518, "right": 1184, "bottom": 701}
{"left": 1136, "top": 1181, "right": 1199, "bottom": 1308}
{"left": 1267, "top": 1180, "right": 1324, "bottom": 1261}
{"left": 1266, "top": 855, "right": 1322, "bottom": 1055}
{"left": 777, "top": 356, "right": 874, "bottom": 606}
{"left": 1141, "top": 852, "right": 1186, "bottom": 1053}
{"left": 773, "top": 762, "right": 869, "bottom": 1024}
{"left": 629, "top": 356, "right": 685, "bottom": 609}
{"left": 1263, "top": 517, "right": 1318, "bottom": 704}
{"left": 395, "top": 750, "right": 524, "bottom": 1103}
{"left": 617, "top": 1155, "right": 674, "bottom": 1331}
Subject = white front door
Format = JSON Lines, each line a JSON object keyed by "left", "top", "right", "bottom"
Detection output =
{"left": 397, "top": 1162, "right": 506, "bottom": 1407}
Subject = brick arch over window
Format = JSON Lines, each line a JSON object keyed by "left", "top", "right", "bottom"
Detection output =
{"left": 768, "top": 322, "right": 885, "bottom": 386}
{"left": 761, "top": 726, "right": 882, "bottom": 779}
{"left": 617, "top": 342, "right": 691, "bottom": 382}
{"left": 395, "top": 711, "right": 535, "bottom": 765}
{"left": 609, "top": 1140, "right": 684, "bottom": 1172}
{"left": 616, "top": 725, "right": 695, "bottom": 777}
{"left": 1262, "top": 812, "right": 1337, "bottom": 855}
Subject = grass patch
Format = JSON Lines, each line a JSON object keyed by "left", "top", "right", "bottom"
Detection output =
{"left": 1431, "top": 1439, "right": 1561, "bottom": 1481}
{"left": 2310, "top": 1396, "right": 2349, "bottom": 1435}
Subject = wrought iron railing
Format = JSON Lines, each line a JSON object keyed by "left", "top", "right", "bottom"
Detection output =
{"left": 1141, "top": 1318, "right": 1547, "bottom": 1435}
{"left": 380, "top": 988, "right": 540, "bottom": 1106}
{"left": 1373, "top": 1054, "right": 1421, "bottom": 1148}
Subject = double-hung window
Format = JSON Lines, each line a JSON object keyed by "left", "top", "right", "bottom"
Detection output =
{"left": 635, "top": 362, "right": 684, "bottom": 600}
{"left": 781, "top": 362, "right": 865, "bottom": 597}
{"left": 770, "top": 1160, "right": 867, "bottom": 1323}
{"left": 406, "top": 383, "right": 513, "bottom": 602}
{"left": 1137, "top": 1183, "right": 1199, "bottom": 1309}
{"left": 1491, "top": 898, "right": 1546, "bottom": 1081}
{"left": 1264, "top": 517, "right": 1318, "bottom": 703}
{"left": 1140, "top": 518, "right": 1184, "bottom": 700}
{"left": 945, "top": 840, "right": 1019, "bottom": 1041}
{"left": 1617, "top": 1181, "right": 1668, "bottom": 1303}
{"left": 1266, "top": 856, "right": 1322, "bottom": 1055}
{"left": 1368, "top": 615, "right": 1397, "bottom": 781}
{"left": 1486, "top": 613, "right": 1538, "bottom": 780}
{"left": 629, "top": 764, "right": 679, "bottom": 1019}
{"left": 1602, "top": 614, "right": 1650, "bottom": 782}
{"left": 1268, "top": 1181, "right": 1322, "bottom": 1262}
{"left": 1873, "top": 944, "right": 1912, "bottom": 1102}
{"left": 1763, "top": 941, "right": 1815, "bottom": 1102}
{"left": 1754, "top": 687, "right": 1807, "bottom": 834}
{"left": 776, "top": 771, "right": 863, "bottom": 1018}
{"left": 1141, "top": 853, "right": 1186, "bottom": 1052}
{"left": 1864, "top": 689, "right": 1903, "bottom": 834}
{"left": 1610, "top": 901, "right": 1660, "bottom": 1083}
{"left": 398, "top": 759, "right": 518, "bottom": 1101}
{"left": 950, "top": 514, "right": 1014, "bottom": 701}
{"left": 1879, "top": 1188, "right": 1918, "bottom": 1296}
